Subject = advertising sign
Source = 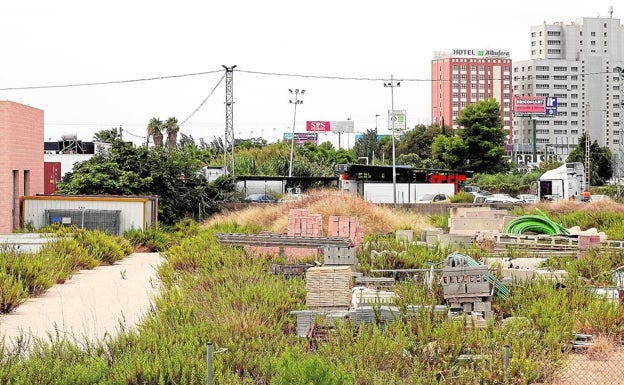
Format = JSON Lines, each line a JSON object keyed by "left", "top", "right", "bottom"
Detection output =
{"left": 545, "top": 96, "right": 558, "bottom": 116}
{"left": 306, "top": 121, "right": 331, "bottom": 132}
{"left": 514, "top": 96, "right": 546, "bottom": 114}
{"left": 330, "top": 121, "right": 354, "bottom": 133}
{"left": 283, "top": 132, "right": 318, "bottom": 145}
{"left": 388, "top": 110, "right": 406, "bottom": 131}
{"left": 306, "top": 120, "right": 354, "bottom": 133}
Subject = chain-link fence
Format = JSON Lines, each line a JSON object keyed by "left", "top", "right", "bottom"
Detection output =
{"left": 548, "top": 344, "right": 624, "bottom": 385}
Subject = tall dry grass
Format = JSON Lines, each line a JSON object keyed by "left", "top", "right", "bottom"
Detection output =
{"left": 534, "top": 199, "right": 624, "bottom": 216}
{"left": 205, "top": 189, "right": 430, "bottom": 235}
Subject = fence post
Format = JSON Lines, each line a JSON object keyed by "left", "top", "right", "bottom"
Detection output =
{"left": 207, "top": 342, "right": 213, "bottom": 385}
{"left": 504, "top": 344, "right": 510, "bottom": 383}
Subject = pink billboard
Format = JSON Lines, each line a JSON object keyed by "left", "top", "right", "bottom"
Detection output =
{"left": 514, "top": 96, "right": 545, "bottom": 114}
{"left": 306, "top": 121, "right": 331, "bottom": 132}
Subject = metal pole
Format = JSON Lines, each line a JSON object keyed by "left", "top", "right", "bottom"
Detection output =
{"left": 504, "top": 344, "right": 510, "bottom": 382}
{"left": 384, "top": 76, "right": 400, "bottom": 205}
{"left": 207, "top": 342, "right": 213, "bottom": 385}
{"left": 532, "top": 118, "right": 537, "bottom": 163}
{"left": 288, "top": 89, "right": 304, "bottom": 178}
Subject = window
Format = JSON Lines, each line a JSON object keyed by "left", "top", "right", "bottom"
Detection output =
{"left": 536, "top": 75, "right": 550, "bottom": 80}
{"left": 536, "top": 66, "right": 549, "bottom": 71}
{"left": 553, "top": 66, "right": 567, "bottom": 71}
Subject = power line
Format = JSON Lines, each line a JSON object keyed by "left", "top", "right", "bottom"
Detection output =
{"left": 1, "top": 67, "right": 614, "bottom": 91}
{"left": 179, "top": 73, "right": 225, "bottom": 126}
{"left": 0, "top": 69, "right": 223, "bottom": 91}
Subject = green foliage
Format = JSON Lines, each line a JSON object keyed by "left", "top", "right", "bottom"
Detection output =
{"left": 431, "top": 99, "right": 509, "bottom": 174}
{"left": 123, "top": 228, "right": 171, "bottom": 252}
{"left": 566, "top": 133, "right": 613, "bottom": 186}
{"left": 272, "top": 348, "right": 351, "bottom": 385}
{"left": 3, "top": 220, "right": 624, "bottom": 383}
{"left": 449, "top": 192, "right": 475, "bottom": 203}
{"left": 56, "top": 141, "right": 230, "bottom": 225}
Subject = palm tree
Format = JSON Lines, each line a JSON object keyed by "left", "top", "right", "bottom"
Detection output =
{"left": 164, "top": 117, "right": 180, "bottom": 148}
{"left": 147, "top": 117, "right": 164, "bottom": 147}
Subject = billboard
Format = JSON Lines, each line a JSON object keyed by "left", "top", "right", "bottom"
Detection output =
{"left": 306, "top": 120, "right": 354, "bottom": 133}
{"left": 306, "top": 121, "right": 330, "bottom": 132}
{"left": 283, "top": 132, "right": 318, "bottom": 145}
{"left": 514, "top": 96, "right": 545, "bottom": 114}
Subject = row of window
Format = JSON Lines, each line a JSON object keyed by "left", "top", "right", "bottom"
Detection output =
{"left": 514, "top": 66, "right": 579, "bottom": 72}
{"left": 452, "top": 65, "right": 511, "bottom": 72}
{"left": 532, "top": 25, "right": 609, "bottom": 37}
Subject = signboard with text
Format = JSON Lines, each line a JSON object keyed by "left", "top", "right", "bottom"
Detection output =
{"left": 306, "top": 120, "right": 354, "bottom": 133}
{"left": 545, "top": 96, "right": 558, "bottom": 116}
{"left": 388, "top": 110, "right": 406, "bottom": 131}
{"left": 514, "top": 96, "right": 546, "bottom": 114}
{"left": 283, "top": 132, "right": 318, "bottom": 145}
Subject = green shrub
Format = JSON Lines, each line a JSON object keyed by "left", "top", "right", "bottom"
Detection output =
{"left": 0, "top": 271, "right": 27, "bottom": 313}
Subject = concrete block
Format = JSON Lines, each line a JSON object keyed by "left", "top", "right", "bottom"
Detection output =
{"left": 450, "top": 206, "right": 493, "bottom": 218}
{"left": 473, "top": 301, "right": 492, "bottom": 312}
{"left": 449, "top": 217, "right": 504, "bottom": 235}
{"left": 395, "top": 229, "right": 414, "bottom": 243}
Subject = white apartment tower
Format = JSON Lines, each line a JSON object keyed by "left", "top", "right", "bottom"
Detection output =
{"left": 513, "top": 9, "right": 624, "bottom": 165}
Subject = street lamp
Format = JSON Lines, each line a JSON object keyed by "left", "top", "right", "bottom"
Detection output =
{"left": 288, "top": 89, "right": 304, "bottom": 178}
{"left": 384, "top": 76, "right": 400, "bottom": 205}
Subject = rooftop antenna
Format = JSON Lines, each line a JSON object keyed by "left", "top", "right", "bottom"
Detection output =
{"left": 609, "top": 5, "right": 613, "bottom": 18}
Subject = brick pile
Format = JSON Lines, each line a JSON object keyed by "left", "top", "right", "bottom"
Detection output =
{"left": 328, "top": 216, "right": 364, "bottom": 246}
{"left": 284, "top": 209, "right": 323, "bottom": 261}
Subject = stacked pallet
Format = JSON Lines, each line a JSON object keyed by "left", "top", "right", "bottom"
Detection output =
{"left": 306, "top": 266, "right": 353, "bottom": 309}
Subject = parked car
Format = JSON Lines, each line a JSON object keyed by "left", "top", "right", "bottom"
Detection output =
{"left": 244, "top": 194, "right": 277, "bottom": 203}
{"left": 415, "top": 193, "right": 451, "bottom": 204}
{"left": 517, "top": 194, "right": 539, "bottom": 203}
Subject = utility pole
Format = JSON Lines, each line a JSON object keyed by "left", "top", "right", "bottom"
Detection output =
{"left": 384, "top": 75, "right": 400, "bottom": 205}
{"left": 223, "top": 65, "right": 237, "bottom": 176}
{"left": 288, "top": 89, "right": 304, "bottom": 178}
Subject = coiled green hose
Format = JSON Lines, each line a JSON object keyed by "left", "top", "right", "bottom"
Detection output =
{"left": 503, "top": 208, "right": 569, "bottom": 235}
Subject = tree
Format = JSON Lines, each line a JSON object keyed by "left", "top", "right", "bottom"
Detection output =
{"left": 147, "top": 118, "right": 164, "bottom": 147}
{"left": 396, "top": 124, "right": 443, "bottom": 160}
{"left": 93, "top": 127, "right": 121, "bottom": 143}
{"left": 566, "top": 133, "right": 613, "bottom": 186}
{"left": 56, "top": 141, "right": 232, "bottom": 225}
{"left": 431, "top": 98, "right": 509, "bottom": 173}
{"left": 352, "top": 129, "right": 380, "bottom": 164}
{"left": 164, "top": 117, "right": 180, "bottom": 148}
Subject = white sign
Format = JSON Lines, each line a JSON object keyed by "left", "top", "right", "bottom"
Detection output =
{"left": 388, "top": 110, "right": 406, "bottom": 131}
{"left": 330, "top": 120, "right": 355, "bottom": 133}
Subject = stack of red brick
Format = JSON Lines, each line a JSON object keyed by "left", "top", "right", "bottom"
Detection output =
{"left": 245, "top": 209, "right": 364, "bottom": 261}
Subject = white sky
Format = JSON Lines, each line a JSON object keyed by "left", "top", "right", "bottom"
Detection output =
{"left": 0, "top": 1, "right": 620, "bottom": 148}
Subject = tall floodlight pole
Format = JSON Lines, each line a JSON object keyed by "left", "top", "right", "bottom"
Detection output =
{"left": 585, "top": 103, "right": 591, "bottom": 190}
{"left": 614, "top": 67, "right": 624, "bottom": 198}
{"left": 384, "top": 75, "right": 400, "bottom": 205}
{"left": 222, "top": 65, "right": 237, "bottom": 176}
{"left": 288, "top": 89, "right": 305, "bottom": 178}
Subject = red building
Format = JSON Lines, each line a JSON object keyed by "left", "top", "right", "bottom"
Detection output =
{"left": 0, "top": 101, "right": 44, "bottom": 232}
{"left": 431, "top": 49, "right": 513, "bottom": 144}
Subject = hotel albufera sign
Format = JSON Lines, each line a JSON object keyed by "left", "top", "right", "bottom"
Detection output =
{"left": 451, "top": 48, "right": 510, "bottom": 58}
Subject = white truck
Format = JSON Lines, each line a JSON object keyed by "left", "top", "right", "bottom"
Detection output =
{"left": 537, "top": 162, "right": 585, "bottom": 200}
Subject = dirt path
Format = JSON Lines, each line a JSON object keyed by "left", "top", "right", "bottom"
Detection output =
{"left": 0, "top": 252, "right": 163, "bottom": 349}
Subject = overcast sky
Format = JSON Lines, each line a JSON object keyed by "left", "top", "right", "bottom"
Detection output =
{"left": 1, "top": 1, "right": 620, "bottom": 148}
